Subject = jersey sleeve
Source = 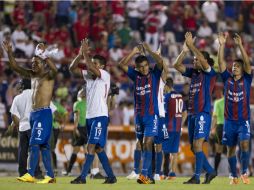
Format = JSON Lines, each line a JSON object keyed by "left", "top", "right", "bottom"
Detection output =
{"left": 220, "top": 69, "right": 231, "bottom": 82}
{"left": 127, "top": 66, "right": 137, "bottom": 81}
{"left": 244, "top": 72, "right": 253, "bottom": 84}
{"left": 153, "top": 64, "right": 163, "bottom": 79}
{"left": 10, "top": 97, "right": 20, "bottom": 119}
{"left": 81, "top": 70, "right": 88, "bottom": 81}
{"left": 182, "top": 68, "right": 193, "bottom": 78}
{"left": 99, "top": 69, "right": 110, "bottom": 83}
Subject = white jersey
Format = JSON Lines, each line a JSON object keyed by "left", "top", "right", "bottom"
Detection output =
{"left": 158, "top": 78, "right": 165, "bottom": 118}
{"left": 82, "top": 69, "right": 110, "bottom": 119}
{"left": 10, "top": 89, "right": 57, "bottom": 131}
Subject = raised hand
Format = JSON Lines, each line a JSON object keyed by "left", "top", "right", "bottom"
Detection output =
{"left": 2, "top": 40, "right": 12, "bottom": 53}
{"left": 218, "top": 32, "right": 227, "bottom": 45}
{"left": 184, "top": 32, "right": 194, "bottom": 47}
{"left": 133, "top": 46, "right": 141, "bottom": 54}
{"left": 80, "top": 38, "right": 90, "bottom": 56}
{"left": 233, "top": 33, "right": 242, "bottom": 46}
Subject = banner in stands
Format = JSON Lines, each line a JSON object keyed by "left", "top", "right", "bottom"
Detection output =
{"left": 0, "top": 129, "right": 19, "bottom": 163}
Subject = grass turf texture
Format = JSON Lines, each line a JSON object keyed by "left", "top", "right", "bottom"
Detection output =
{"left": 0, "top": 177, "right": 253, "bottom": 190}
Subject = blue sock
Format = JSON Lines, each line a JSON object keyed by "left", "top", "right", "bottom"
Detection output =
{"left": 134, "top": 150, "right": 141, "bottom": 174}
{"left": 80, "top": 154, "right": 94, "bottom": 179}
{"left": 97, "top": 151, "right": 114, "bottom": 178}
{"left": 169, "top": 172, "right": 176, "bottom": 177}
{"left": 141, "top": 151, "right": 152, "bottom": 177}
{"left": 228, "top": 156, "right": 237, "bottom": 177}
{"left": 28, "top": 145, "right": 40, "bottom": 177}
{"left": 194, "top": 151, "right": 204, "bottom": 180}
{"left": 240, "top": 151, "right": 249, "bottom": 174}
{"left": 41, "top": 145, "right": 54, "bottom": 178}
{"left": 148, "top": 163, "right": 153, "bottom": 179}
{"left": 202, "top": 152, "right": 214, "bottom": 174}
{"left": 155, "top": 151, "right": 162, "bottom": 174}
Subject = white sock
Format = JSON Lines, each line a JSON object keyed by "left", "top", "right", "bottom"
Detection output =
{"left": 91, "top": 168, "right": 99, "bottom": 175}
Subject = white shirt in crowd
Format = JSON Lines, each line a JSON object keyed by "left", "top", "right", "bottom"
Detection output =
{"left": 10, "top": 89, "right": 57, "bottom": 132}
{"left": 123, "top": 106, "right": 134, "bottom": 126}
{"left": 201, "top": 1, "right": 218, "bottom": 23}
{"left": 82, "top": 69, "right": 110, "bottom": 119}
{"left": 158, "top": 78, "right": 165, "bottom": 118}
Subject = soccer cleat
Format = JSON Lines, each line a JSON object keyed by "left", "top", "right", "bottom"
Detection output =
{"left": 183, "top": 175, "right": 200, "bottom": 184}
{"left": 90, "top": 172, "right": 105, "bottom": 179}
{"left": 126, "top": 171, "right": 139, "bottom": 180}
{"left": 230, "top": 177, "right": 239, "bottom": 185}
{"left": 137, "top": 174, "right": 155, "bottom": 184}
{"left": 70, "top": 176, "right": 86, "bottom": 184}
{"left": 17, "top": 173, "right": 36, "bottom": 183}
{"left": 36, "top": 176, "right": 56, "bottom": 184}
{"left": 202, "top": 171, "right": 217, "bottom": 184}
{"left": 103, "top": 176, "right": 117, "bottom": 184}
{"left": 240, "top": 173, "right": 250, "bottom": 184}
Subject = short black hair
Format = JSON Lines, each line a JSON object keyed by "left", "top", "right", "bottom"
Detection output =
{"left": 135, "top": 55, "right": 149, "bottom": 65}
{"left": 93, "top": 54, "right": 107, "bottom": 67}
{"left": 166, "top": 77, "right": 173, "bottom": 88}
{"left": 19, "top": 78, "right": 31, "bottom": 90}
{"left": 201, "top": 51, "right": 214, "bottom": 66}
{"left": 233, "top": 58, "right": 244, "bottom": 65}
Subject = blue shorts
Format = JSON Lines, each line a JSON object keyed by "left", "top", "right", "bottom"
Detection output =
{"left": 86, "top": 116, "right": 109, "bottom": 148}
{"left": 135, "top": 115, "right": 158, "bottom": 140}
{"left": 154, "top": 117, "right": 166, "bottom": 144}
{"left": 222, "top": 119, "right": 251, "bottom": 146}
{"left": 162, "top": 132, "right": 181, "bottom": 153}
{"left": 187, "top": 112, "right": 211, "bottom": 144}
{"left": 30, "top": 107, "right": 53, "bottom": 146}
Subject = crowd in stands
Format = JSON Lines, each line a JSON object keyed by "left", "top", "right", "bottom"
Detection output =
{"left": 0, "top": 0, "right": 254, "bottom": 127}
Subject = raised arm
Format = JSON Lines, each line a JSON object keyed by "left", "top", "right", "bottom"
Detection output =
{"left": 173, "top": 42, "right": 188, "bottom": 74}
{"left": 45, "top": 57, "right": 57, "bottom": 79}
{"left": 143, "top": 42, "right": 164, "bottom": 70}
{"left": 234, "top": 33, "right": 251, "bottom": 74}
{"left": 2, "top": 40, "right": 32, "bottom": 78}
{"left": 119, "top": 46, "right": 140, "bottom": 73}
{"left": 185, "top": 32, "right": 210, "bottom": 71}
{"left": 69, "top": 53, "right": 83, "bottom": 77}
{"left": 217, "top": 33, "right": 227, "bottom": 73}
{"left": 81, "top": 39, "right": 102, "bottom": 78}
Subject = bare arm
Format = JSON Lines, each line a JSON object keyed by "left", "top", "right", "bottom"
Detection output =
{"left": 143, "top": 42, "right": 163, "bottom": 70}
{"left": 2, "top": 41, "right": 32, "bottom": 78}
{"left": 69, "top": 54, "right": 83, "bottom": 77}
{"left": 217, "top": 33, "right": 227, "bottom": 73}
{"left": 119, "top": 46, "right": 140, "bottom": 73}
{"left": 82, "top": 39, "right": 102, "bottom": 78}
{"left": 173, "top": 42, "right": 188, "bottom": 74}
{"left": 185, "top": 32, "right": 210, "bottom": 71}
{"left": 234, "top": 33, "right": 251, "bottom": 74}
{"left": 45, "top": 57, "right": 57, "bottom": 79}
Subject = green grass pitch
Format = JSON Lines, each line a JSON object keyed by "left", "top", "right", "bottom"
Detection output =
{"left": 0, "top": 176, "right": 253, "bottom": 190}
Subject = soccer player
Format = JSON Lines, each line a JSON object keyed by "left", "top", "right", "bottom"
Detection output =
{"left": 69, "top": 39, "right": 116, "bottom": 184}
{"left": 173, "top": 32, "right": 217, "bottom": 184}
{"left": 211, "top": 88, "right": 225, "bottom": 174}
{"left": 119, "top": 42, "right": 163, "bottom": 184}
{"left": 162, "top": 77, "right": 187, "bottom": 180}
{"left": 217, "top": 33, "right": 252, "bottom": 185}
{"left": 3, "top": 41, "right": 57, "bottom": 183}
